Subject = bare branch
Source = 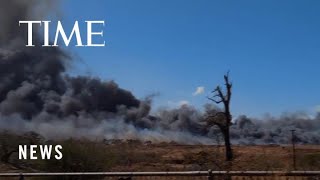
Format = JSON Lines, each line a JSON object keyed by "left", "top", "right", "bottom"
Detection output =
{"left": 213, "top": 94, "right": 220, "bottom": 98}
{"left": 207, "top": 97, "right": 223, "bottom": 104}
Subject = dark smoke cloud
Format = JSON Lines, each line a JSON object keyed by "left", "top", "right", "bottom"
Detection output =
{"left": 0, "top": 0, "right": 212, "bottom": 144}
{"left": 0, "top": 0, "right": 319, "bottom": 145}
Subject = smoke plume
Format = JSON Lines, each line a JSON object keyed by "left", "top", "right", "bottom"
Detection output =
{"left": 0, "top": 0, "right": 319, "bottom": 145}
{"left": 0, "top": 0, "right": 211, "bottom": 144}
{"left": 231, "top": 113, "right": 320, "bottom": 145}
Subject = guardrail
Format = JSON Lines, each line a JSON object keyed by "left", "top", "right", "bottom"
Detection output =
{"left": 0, "top": 171, "right": 319, "bottom": 180}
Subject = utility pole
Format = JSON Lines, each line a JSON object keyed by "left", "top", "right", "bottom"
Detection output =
{"left": 291, "top": 130, "right": 296, "bottom": 170}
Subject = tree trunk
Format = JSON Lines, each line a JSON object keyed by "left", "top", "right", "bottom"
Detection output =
{"left": 223, "top": 128, "right": 233, "bottom": 161}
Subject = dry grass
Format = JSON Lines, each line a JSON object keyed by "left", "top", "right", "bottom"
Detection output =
{"left": 0, "top": 138, "right": 319, "bottom": 176}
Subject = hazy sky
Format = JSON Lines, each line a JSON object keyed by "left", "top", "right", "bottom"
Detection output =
{"left": 58, "top": 0, "right": 320, "bottom": 117}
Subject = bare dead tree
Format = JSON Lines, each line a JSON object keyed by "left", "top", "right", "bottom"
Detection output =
{"left": 207, "top": 72, "right": 233, "bottom": 161}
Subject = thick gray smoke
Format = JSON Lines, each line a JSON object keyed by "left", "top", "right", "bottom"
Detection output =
{"left": 0, "top": 0, "right": 319, "bottom": 145}
{"left": 231, "top": 113, "right": 320, "bottom": 145}
{"left": 0, "top": 0, "right": 211, "bottom": 144}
